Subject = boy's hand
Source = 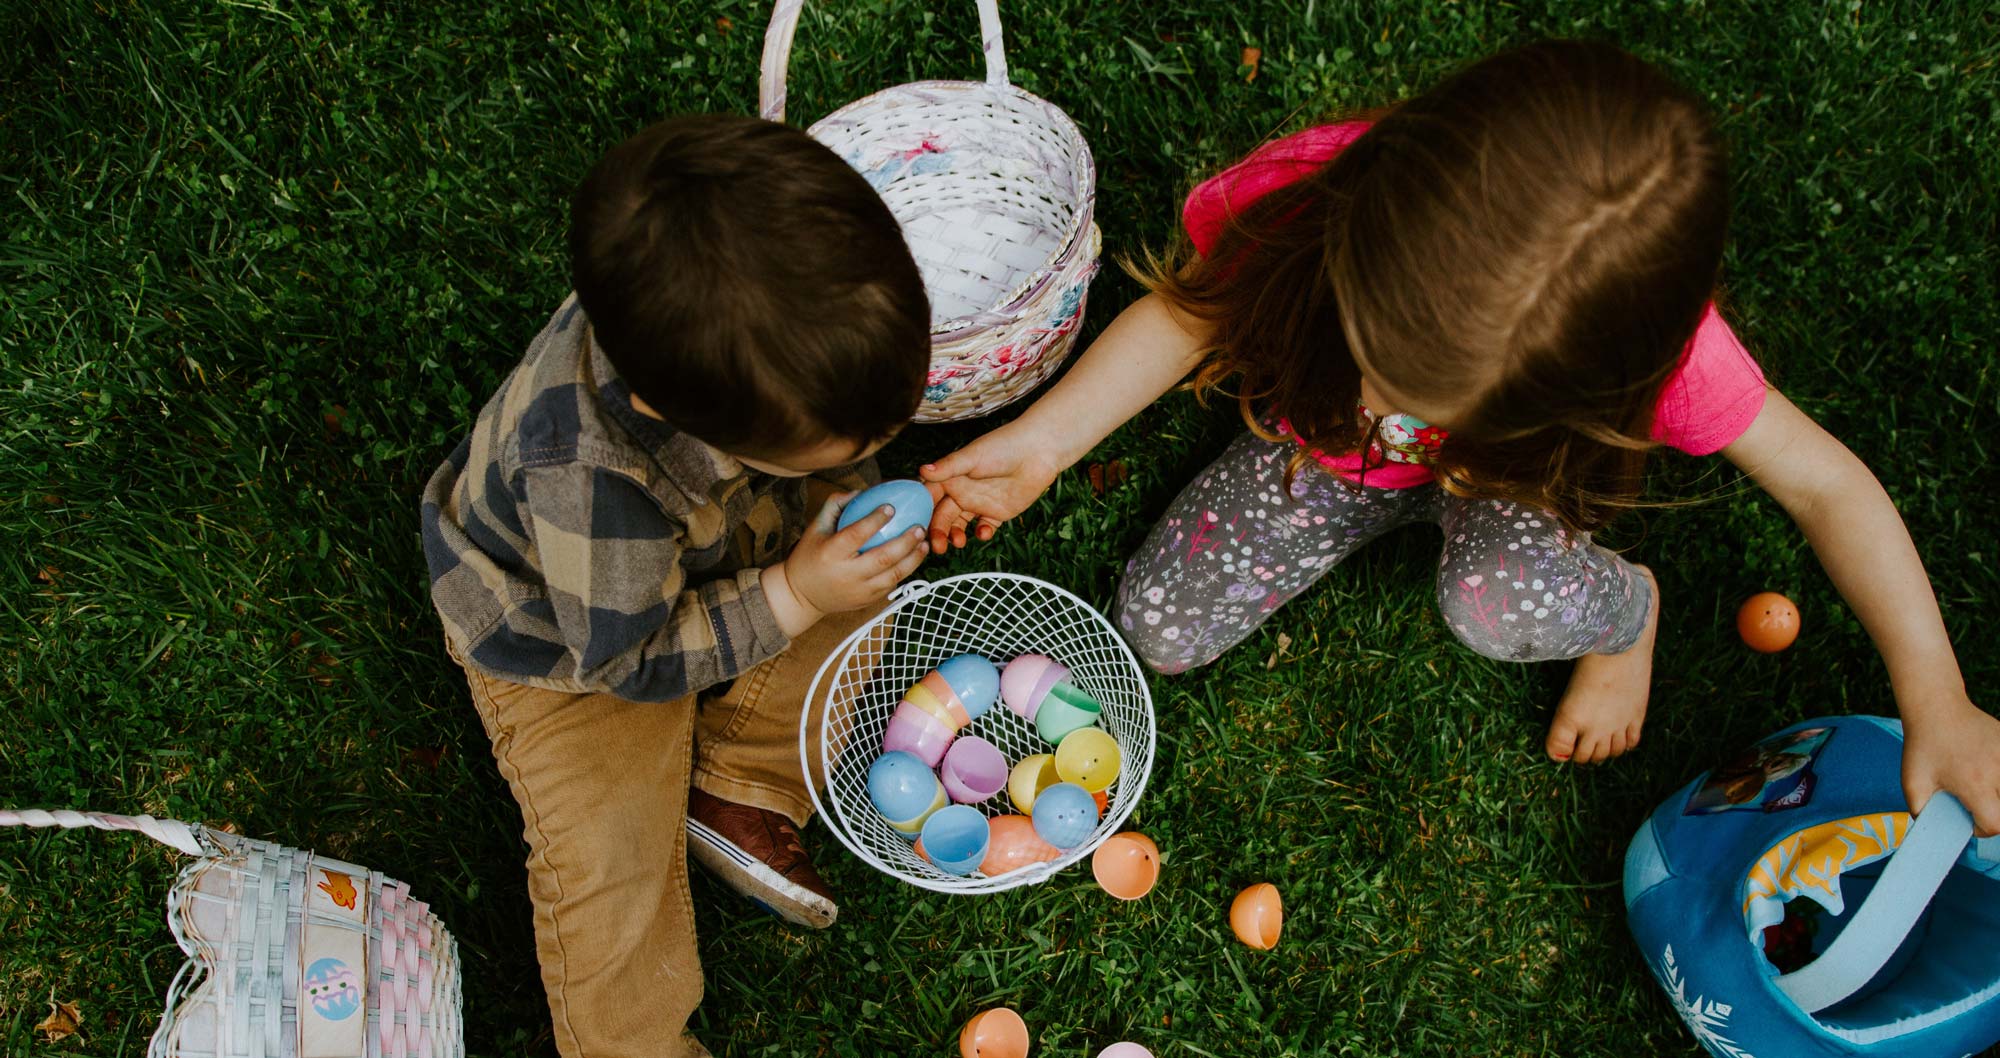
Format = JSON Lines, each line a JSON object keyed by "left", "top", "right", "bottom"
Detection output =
{"left": 770, "top": 494, "right": 926, "bottom": 630}
{"left": 920, "top": 425, "right": 1062, "bottom": 554}
{"left": 1902, "top": 692, "right": 2000, "bottom": 837}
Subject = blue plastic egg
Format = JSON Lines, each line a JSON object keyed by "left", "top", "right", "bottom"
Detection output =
{"left": 867, "top": 751, "right": 945, "bottom": 832}
{"left": 834, "top": 479, "right": 935, "bottom": 553}
{"left": 1031, "top": 781, "right": 1100, "bottom": 849}
{"left": 935, "top": 654, "right": 1000, "bottom": 720}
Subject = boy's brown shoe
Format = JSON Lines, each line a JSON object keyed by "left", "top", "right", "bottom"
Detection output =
{"left": 686, "top": 788, "right": 838, "bottom": 929}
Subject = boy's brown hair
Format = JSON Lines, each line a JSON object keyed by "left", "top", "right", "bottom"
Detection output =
{"left": 570, "top": 114, "right": 930, "bottom": 460}
{"left": 1143, "top": 40, "right": 1731, "bottom": 531}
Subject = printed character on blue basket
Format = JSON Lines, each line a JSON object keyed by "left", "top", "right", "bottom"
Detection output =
{"left": 920, "top": 41, "right": 2000, "bottom": 835}
{"left": 421, "top": 115, "right": 934, "bottom": 1058}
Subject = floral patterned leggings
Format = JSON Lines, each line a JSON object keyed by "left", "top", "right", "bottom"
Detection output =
{"left": 1114, "top": 430, "right": 1653, "bottom": 674}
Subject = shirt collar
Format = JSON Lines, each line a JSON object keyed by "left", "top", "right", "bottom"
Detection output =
{"left": 582, "top": 327, "right": 747, "bottom": 500}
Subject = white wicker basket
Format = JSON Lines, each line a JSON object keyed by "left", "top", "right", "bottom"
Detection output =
{"left": 0, "top": 809, "right": 463, "bottom": 1058}
{"left": 760, "top": 0, "right": 1102, "bottom": 423}
{"left": 801, "top": 574, "right": 1155, "bottom": 894}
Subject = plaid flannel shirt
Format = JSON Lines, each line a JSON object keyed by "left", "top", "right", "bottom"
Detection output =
{"left": 420, "top": 294, "right": 874, "bottom": 702}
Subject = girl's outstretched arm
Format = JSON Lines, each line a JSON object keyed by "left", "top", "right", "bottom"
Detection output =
{"left": 1723, "top": 391, "right": 2000, "bottom": 835}
{"left": 920, "top": 293, "right": 1212, "bottom": 552}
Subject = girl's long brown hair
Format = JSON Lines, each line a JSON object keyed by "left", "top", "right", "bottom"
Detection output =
{"left": 1144, "top": 40, "right": 1731, "bottom": 531}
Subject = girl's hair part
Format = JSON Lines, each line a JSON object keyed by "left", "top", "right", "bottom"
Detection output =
{"left": 1137, "top": 39, "right": 1733, "bottom": 531}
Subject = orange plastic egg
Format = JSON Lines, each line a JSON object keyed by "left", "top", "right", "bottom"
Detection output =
{"left": 1230, "top": 883, "right": 1283, "bottom": 950}
{"left": 959, "top": 1007, "right": 1030, "bottom": 1058}
{"left": 1091, "top": 832, "right": 1160, "bottom": 900}
{"left": 982, "top": 815, "right": 1063, "bottom": 876}
{"left": 1738, "top": 592, "right": 1800, "bottom": 653}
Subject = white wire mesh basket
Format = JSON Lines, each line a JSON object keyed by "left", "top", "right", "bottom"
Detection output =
{"left": 0, "top": 809, "right": 463, "bottom": 1058}
{"left": 802, "top": 573, "right": 1155, "bottom": 893}
{"left": 760, "top": 0, "right": 1102, "bottom": 423}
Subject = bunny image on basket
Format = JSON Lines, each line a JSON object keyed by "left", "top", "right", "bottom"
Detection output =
{"left": 760, "top": 0, "right": 1102, "bottom": 423}
{"left": 0, "top": 808, "right": 464, "bottom": 1058}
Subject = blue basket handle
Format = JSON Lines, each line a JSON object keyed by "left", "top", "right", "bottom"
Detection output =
{"left": 1774, "top": 792, "right": 1975, "bottom": 1013}
{"left": 759, "top": 0, "right": 1009, "bottom": 124}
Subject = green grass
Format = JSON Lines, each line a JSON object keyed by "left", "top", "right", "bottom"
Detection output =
{"left": 3, "top": 0, "right": 1997, "bottom": 1054}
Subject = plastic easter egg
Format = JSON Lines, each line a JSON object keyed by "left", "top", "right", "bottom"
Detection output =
{"left": 1091, "top": 832, "right": 1160, "bottom": 900}
{"left": 1000, "top": 654, "right": 1069, "bottom": 721}
{"left": 1031, "top": 781, "right": 1099, "bottom": 849}
{"left": 959, "top": 1007, "right": 1030, "bottom": 1058}
{"left": 1230, "top": 883, "right": 1283, "bottom": 950}
{"left": 1097, "top": 1045, "right": 1155, "bottom": 1058}
{"left": 1738, "top": 592, "right": 1800, "bottom": 653}
{"left": 1055, "top": 727, "right": 1122, "bottom": 793}
{"left": 834, "top": 479, "right": 934, "bottom": 553}
{"left": 1035, "top": 683, "right": 1102, "bottom": 744}
{"left": 881, "top": 701, "right": 956, "bottom": 768}
{"left": 940, "top": 736, "right": 1010, "bottom": 804}
{"left": 1092, "top": 789, "right": 1109, "bottom": 814}
{"left": 867, "top": 751, "right": 947, "bottom": 835}
{"left": 1008, "top": 754, "right": 1061, "bottom": 814}
{"left": 905, "top": 678, "right": 971, "bottom": 729}
{"left": 920, "top": 805, "right": 992, "bottom": 876}
{"left": 981, "top": 815, "right": 1063, "bottom": 876}
{"left": 936, "top": 654, "right": 1001, "bottom": 720}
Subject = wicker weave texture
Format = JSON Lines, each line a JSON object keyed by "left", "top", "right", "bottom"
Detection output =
{"left": 0, "top": 810, "right": 463, "bottom": 1058}
{"left": 761, "top": 1, "right": 1101, "bottom": 423}
{"left": 801, "top": 574, "right": 1155, "bottom": 894}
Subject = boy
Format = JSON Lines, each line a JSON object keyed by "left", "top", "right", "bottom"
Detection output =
{"left": 421, "top": 114, "right": 931, "bottom": 1057}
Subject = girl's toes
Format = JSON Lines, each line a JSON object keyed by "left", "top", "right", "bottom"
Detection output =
{"left": 1606, "top": 731, "right": 1630, "bottom": 759}
{"left": 1625, "top": 722, "right": 1644, "bottom": 749}
{"left": 1546, "top": 719, "right": 1581, "bottom": 762}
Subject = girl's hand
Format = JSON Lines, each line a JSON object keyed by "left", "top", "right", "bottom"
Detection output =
{"left": 767, "top": 494, "right": 927, "bottom": 634}
{"left": 919, "top": 426, "right": 1062, "bottom": 554}
{"left": 1902, "top": 694, "right": 2000, "bottom": 837}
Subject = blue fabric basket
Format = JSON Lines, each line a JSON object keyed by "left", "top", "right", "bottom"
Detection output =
{"left": 1624, "top": 716, "right": 2000, "bottom": 1057}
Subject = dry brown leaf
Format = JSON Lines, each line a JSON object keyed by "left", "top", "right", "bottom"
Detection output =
{"left": 34, "top": 566, "right": 62, "bottom": 584}
{"left": 1242, "top": 46, "right": 1262, "bottom": 82}
{"left": 37, "top": 995, "right": 82, "bottom": 1044}
{"left": 715, "top": 16, "right": 732, "bottom": 33}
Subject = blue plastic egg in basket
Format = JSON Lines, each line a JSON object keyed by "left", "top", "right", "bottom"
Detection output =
{"left": 803, "top": 574, "right": 1155, "bottom": 894}
{"left": 1624, "top": 716, "right": 2000, "bottom": 1057}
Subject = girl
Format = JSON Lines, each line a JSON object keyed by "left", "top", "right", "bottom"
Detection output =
{"left": 920, "top": 41, "right": 1999, "bottom": 834}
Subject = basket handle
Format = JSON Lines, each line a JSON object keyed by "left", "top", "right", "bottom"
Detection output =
{"left": 1772, "top": 791, "right": 1974, "bottom": 1013}
{"left": 759, "top": 0, "right": 1009, "bottom": 124}
{"left": 0, "top": 807, "right": 208, "bottom": 857}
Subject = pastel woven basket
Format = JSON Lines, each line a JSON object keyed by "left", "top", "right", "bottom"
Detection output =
{"left": 760, "top": 0, "right": 1101, "bottom": 422}
{"left": 0, "top": 809, "right": 464, "bottom": 1058}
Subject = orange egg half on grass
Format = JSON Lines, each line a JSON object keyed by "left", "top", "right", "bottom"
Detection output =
{"left": 1738, "top": 592, "right": 1801, "bottom": 653}
{"left": 1230, "top": 883, "right": 1283, "bottom": 949}
{"left": 1091, "top": 832, "right": 1160, "bottom": 900}
{"left": 959, "top": 1007, "right": 1029, "bottom": 1058}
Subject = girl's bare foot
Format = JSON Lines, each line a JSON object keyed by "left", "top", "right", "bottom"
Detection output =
{"left": 1546, "top": 565, "right": 1660, "bottom": 764}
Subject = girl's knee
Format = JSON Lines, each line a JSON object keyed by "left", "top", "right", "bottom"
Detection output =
{"left": 1115, "top": 608, "right": 1203, "bottom": 675}
{"left": 1435, "top": 574, "right": 1538, "bottom": 661}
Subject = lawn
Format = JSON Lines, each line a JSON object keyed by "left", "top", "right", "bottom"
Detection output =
{"left": 3, "top": 0, "right": 1997, "bottom": 1055}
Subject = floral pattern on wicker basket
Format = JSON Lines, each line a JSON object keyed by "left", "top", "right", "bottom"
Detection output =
{"left": 0, "top": 809, "right": 464, "bottom": 1058}
{"left": 761, "top": 1, "right": 1101, "bottom": 423}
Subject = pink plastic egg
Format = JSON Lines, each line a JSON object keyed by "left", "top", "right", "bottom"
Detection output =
{"left": 1000, "top": 654, "right": 1070, "bottom": 721}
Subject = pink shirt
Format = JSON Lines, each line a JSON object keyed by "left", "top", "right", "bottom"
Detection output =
{"left": 1185, "top": 122, "right": 1767, "bottom": 488}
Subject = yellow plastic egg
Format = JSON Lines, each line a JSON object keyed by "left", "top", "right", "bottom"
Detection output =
{"left": 1055, "top": 728, "right": 1121, "bottom": 793}
{"left": 1230, "top": 883, "right": 1283, "bottom": 950}
{"left": 1007, "top": 754, "right": 1060, "bottom": 814}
